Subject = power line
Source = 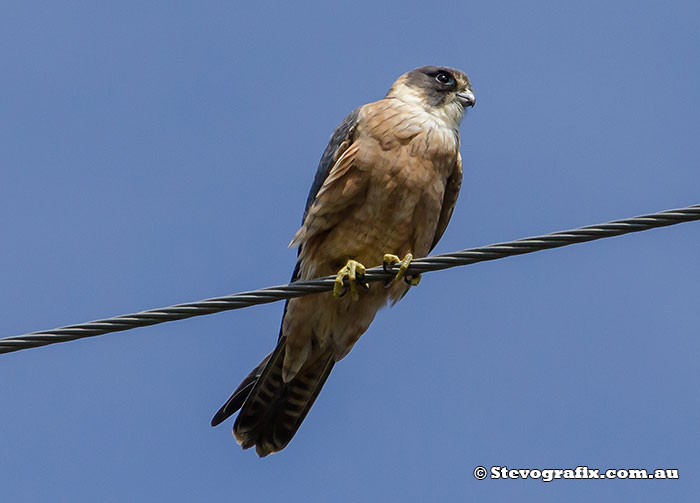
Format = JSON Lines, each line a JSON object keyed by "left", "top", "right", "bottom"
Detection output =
{"left": 2, "top": 203, "right": 698, "bottom": 355}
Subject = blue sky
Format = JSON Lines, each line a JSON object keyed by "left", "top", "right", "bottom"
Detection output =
{"left": 1, "top": 1, "right": 699, "bottom": 501}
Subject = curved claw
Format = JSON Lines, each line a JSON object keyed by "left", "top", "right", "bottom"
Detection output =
{"left": 333, "top": 260, "right": 368, "bottom": 301}
{"left": 404, "top": 273, "right": 421, "bottom": 286}
{"left": 382, "top": 253, "right": 419, "bottom": 287}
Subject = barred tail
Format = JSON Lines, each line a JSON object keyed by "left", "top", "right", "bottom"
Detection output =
{"left": 211, "top": 336, "right": 335, "bottom": 457}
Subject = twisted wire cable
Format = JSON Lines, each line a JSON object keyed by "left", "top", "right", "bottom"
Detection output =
{"left": 2, "top": 203, "right": 699, "bottom": 355}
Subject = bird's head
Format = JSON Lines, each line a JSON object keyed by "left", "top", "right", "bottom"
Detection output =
{"left": 386, "top": 66, "right": 475, "bottom": 128}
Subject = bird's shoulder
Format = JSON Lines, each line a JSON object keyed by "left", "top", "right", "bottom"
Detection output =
{"left": 302, "top": 107, "right": 361, "bottom": 219}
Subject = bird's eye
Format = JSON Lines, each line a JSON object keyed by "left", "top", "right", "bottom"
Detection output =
{"left": 435, "top": 72, "right": 454, "bottom": 86}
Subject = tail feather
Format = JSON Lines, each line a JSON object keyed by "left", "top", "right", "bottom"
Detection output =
{"left": 210, "top": 351, "right": 273, "bottom": 427}
{"left": 211, "top": 336, "right": 335, "bottom": 457}
{"left": 248, "top": 353, "right": 335, "bottom": 457}
{"left": 233, "top": 339, "right": 289, "bottom": 448}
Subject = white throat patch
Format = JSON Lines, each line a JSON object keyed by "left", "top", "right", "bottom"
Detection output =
{"left": 388, "top": 83, "right": 466, "bottom": 131}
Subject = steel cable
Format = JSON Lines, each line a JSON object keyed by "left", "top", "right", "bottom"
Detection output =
{"left": 2, "top": 203, "right": 698, "bottom": 355}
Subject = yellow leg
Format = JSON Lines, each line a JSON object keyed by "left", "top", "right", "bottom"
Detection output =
{"left": 333, "top": 259, "right": 368, "bottom": 301}
{"left": 382, "top": 253, "right": 421, "bottom": 286}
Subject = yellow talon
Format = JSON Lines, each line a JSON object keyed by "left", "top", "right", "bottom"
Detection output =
{"left": 382, "top": 253, "right": 421, "bottom": 286}
{"left": 333, "top": 259, "right": 368, "bottom": 301}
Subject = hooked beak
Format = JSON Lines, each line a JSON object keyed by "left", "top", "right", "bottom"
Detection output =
{"left": 456, "top": 90, "right": 475, "bottom": 108}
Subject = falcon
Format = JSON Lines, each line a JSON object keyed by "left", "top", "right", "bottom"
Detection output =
{"left": 211, "top": 66, "right": 475, "bottom": 456}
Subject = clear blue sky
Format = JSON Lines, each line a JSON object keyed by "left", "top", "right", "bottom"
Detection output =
{"left": 2, "top": 1, "right": 699, "bottom": 501}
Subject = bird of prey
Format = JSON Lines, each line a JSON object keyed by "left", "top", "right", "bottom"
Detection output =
{"left": 211, "top": 66, "right": 475, "bottom": 456}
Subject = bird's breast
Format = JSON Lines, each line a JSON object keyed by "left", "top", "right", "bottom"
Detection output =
{"left": 360, "top": 99, "right": 459, "bottom": 159}
{"left": 328, "top": 105, "right": 459, "bottom": 265}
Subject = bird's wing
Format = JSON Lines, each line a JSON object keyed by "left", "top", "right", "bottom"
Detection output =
{"left": 282, "top": 107, "right": 360, "bottom": 283}
{"left": 289, "top": 107, "right": 365, "bottom": 249}
{"left": 271, "top": 107, "right": 361, "bottom": 343}
{"left": 430, "top": 152, "right": 463, "bottom": 251}
{"left": 300, "top": 107, "right": 361, "bottom": 224}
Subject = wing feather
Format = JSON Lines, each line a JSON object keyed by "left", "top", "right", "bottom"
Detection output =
{"left": 301, "top": 107, "right": 361, "bottom": 221}
{"left": 289, "top": 108, "right": 366, "bottom": 248}
{"left": 430, "top": 153, "right": 462, "bottom": 251}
